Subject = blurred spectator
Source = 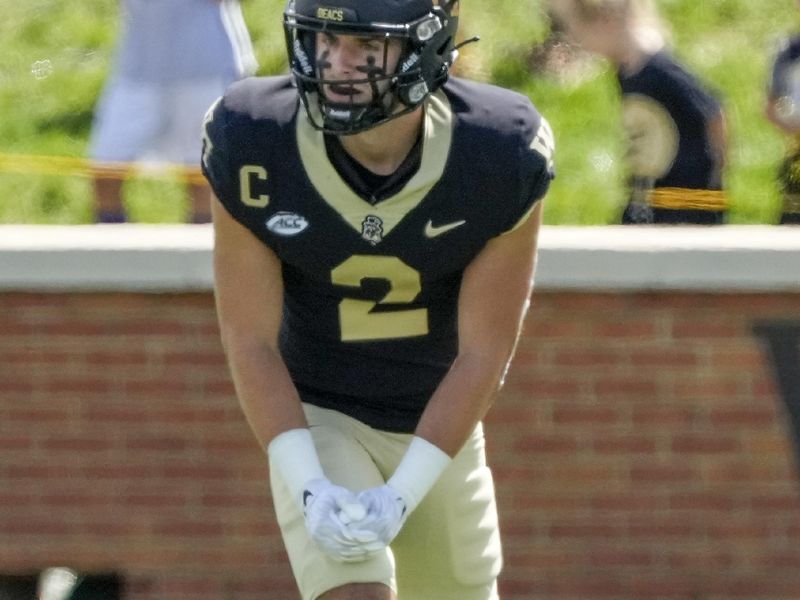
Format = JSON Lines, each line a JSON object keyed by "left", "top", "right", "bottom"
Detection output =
{"left": 89, "top": 0, "right": 257, "bottom": 223}
{"left": 765, "top": 15, "right": 800, "bottom": 224}
{"left": 548, "top": 0, "right": 728, "bottom": 224}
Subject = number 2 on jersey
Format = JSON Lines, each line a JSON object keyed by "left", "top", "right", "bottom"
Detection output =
{"left": 331, "top": 255, "right": 428, "bottom": 341}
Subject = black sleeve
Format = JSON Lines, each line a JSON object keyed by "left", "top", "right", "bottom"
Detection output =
{"left": 524, "top": 113, "right": 556, "bottom": 202}
{"left": 201, "top": 96, "right": 237, "bottom": 204}
{"left": 502, "top": 113, "right": 555, "bottom": 233}
{"left": 666, "top": 64, "right": 722, "bottom": 127}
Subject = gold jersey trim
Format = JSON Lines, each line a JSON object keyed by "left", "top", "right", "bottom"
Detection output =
{"left": 0, "top": 153, "right": 206, "bottom": 185}
{"left": 647, "top": 187, "right": 727, "bottom": 212}
{"left": 502, "top": 200, "right": 538, "bottom": 236}
{"left": 296, "top": 91, "right": 454, "bottom": 240}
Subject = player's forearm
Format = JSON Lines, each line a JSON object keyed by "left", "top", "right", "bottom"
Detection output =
{"left": 222, "top": 336, "right": 308, "bottom": 448}
{"left": 415, "top": 348, "right": 514, "bottom": 457}
{"left": 352, "top": 353, "right": 510, "bottom": 538}
{"left": 416, "top": 211, "right": 540, "bottom": 457}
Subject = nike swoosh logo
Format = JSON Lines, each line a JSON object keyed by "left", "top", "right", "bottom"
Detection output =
{"left": 424, "top": 219, "right": 466, "bottom": 238}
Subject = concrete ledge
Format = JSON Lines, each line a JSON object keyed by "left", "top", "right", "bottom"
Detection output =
{"left": 0, "top": 224, "right": 798, "bottom": 292}
{"left": 536, "top": 225, "right": 800, "bottom": 291}
{"left": 0, "top": 225, "right": 213, "bottom": 292}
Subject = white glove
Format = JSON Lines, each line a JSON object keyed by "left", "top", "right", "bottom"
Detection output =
{"left": 302, "top": 478, "right": 383, "bottom": 562}
{"left": 355, "top": 484, "right": 409, "bottom": 546}
{"left": 269, "top": 429, "right": 379, "bottom": 562}
{"left": 355, "top": 436, "right": 452, "bottom": 547}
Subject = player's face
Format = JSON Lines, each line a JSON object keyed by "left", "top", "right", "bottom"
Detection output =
{"left": 315, "top": 32, "right": 403, "bottom": 105}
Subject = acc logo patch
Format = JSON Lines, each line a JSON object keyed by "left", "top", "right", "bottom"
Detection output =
{"left": 266, "top": 212, "right": 309, "bottom": 236}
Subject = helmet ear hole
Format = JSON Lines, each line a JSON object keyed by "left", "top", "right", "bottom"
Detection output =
{"left": 397, "top": 80, "right": 430, "bottom": 106}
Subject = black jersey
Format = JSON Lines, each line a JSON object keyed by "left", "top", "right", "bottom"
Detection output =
{"left": 618, "top": 51, "right": 725, "bottom": 224}
{"left": 202, "top": 75, "right": 554, "bottom": 432}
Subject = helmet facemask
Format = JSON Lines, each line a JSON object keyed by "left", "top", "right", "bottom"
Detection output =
{"left": 284, "top": 1, "right": 460, "bottom": 135}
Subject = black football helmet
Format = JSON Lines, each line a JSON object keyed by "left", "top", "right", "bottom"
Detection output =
{"left": 284, "top": 0, "right": 460, "bottom": 134}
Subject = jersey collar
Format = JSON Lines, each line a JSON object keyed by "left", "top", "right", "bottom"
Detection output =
{"left": 296, "top": 90, "right": 454, "bottom": 240}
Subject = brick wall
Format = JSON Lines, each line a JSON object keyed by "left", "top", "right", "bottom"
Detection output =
{"left": 1, "top": 289, "right": 799, "bottom": 600}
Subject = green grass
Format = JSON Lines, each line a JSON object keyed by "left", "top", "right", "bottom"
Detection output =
{"left": 0, "top": 0, "right": 796, "bottom": 224}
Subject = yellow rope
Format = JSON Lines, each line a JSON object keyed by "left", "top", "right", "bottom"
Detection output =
{"left": 0, "top": 153, "right": 206, "bottom": 185}
{"left": 647, "top": 187, "right": 727, "bottom": 211}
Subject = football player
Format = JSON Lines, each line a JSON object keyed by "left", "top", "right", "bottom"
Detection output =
{"left": 202, "top": 0, "right": 554, "bottom": 598}
{"left": 549, "top": 0, "right": 728, "bottom": 225}
{"left": 765, "top": 2, "right": 800, "bottom": 224}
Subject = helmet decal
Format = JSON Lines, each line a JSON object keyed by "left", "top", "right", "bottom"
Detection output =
{"left": 315, "top": 6, "right": 360, "bottom": 22}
